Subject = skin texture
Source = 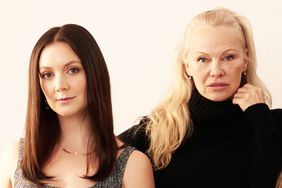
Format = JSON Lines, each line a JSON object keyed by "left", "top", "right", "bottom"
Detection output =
{"left": 39, "top": 42, "right": 88, "bottom": 118}
{"left": 186, "top": 25, "right": 248, "bottom": 102}
{"left": 185, "top": 24, "right": 266, "bottom": 110}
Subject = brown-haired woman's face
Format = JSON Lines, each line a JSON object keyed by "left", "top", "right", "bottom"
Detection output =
{"left": 39, "top": 41, "right": 88, "bottom": 117}
{"left": 186, "top": 25, "right": 248, "bottom": 101}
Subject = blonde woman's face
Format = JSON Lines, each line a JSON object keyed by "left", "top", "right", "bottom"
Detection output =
{"left": 186, "top": 25, "right": 248, "bottom": 102}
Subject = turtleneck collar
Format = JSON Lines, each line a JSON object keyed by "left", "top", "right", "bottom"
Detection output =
{"left": 188, "top": 89, "right": 243, "bottom": 121}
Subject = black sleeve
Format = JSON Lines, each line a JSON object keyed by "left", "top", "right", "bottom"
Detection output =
{"left": 272, "top": 108, "right": 282, "bottom": 135}
{"left": 244, "top": 103, "right": 282, "bottom": 188}
{"left": 118, "top": 118, "right": 150, "bottom": 153}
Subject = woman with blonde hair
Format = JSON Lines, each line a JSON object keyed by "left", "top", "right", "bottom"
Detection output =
{"left": 120, "top": 8, "right": 282, "bottom": 187}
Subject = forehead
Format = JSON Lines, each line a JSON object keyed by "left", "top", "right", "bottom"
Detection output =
{"left": 39, "top": 41, "right": 80, "bottom": 68}
{"left": 188, "top": 24, "right": 244, "bottom": 54}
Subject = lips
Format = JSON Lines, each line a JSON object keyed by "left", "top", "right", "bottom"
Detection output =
{"left": 207, "top": 82, "right": 228, "bottom": 87}
{"left": 56, "top": 96, "right": 76, "bottom": 102}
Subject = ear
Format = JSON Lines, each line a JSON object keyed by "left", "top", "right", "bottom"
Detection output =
{"left": 184, "top": 63, "right": 192, "bottom": 76}
{"left": 243, "top": 49, "right": 248, "bottom": 71}
{"left": 243, "top": 61, "right": 248, "bottom": 72}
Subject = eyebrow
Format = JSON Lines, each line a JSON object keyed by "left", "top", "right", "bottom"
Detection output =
{"left": 193, "top": 49, "right": 239, "bottom": 55}
{"left": 39, "top": 60, "right": 81, "bottom": 70}
{"left": 222, "top": 49, "right": 239, "bottom": 53}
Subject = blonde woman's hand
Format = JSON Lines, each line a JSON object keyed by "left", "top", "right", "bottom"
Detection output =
{"left": 232, "top": 83, "right": 266, "bottom": 111}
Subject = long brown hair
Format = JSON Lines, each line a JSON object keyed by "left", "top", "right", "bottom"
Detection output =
{"left": 22, "top": 24, "right": 117, "bottom": 185}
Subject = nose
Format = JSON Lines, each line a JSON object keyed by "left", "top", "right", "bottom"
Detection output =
{"left": 55, "top": 75, "right": 70, "bottom": 92}
{"left": 209, "top": 60, "right": 224, "bottom": 77}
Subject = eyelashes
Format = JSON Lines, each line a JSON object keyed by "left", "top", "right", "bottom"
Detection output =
{"left": 39, "top": 72, "right": 53, "bottom": 79}
{"left": 196, "top": 54, "right": 236, "bottom": 63}
{"left": 223, "top": 55, "right": 235, "bottom": 61}
{"left": 39, "top": 67, "right": 81, "bottom": 80}
{"left": 197, "top": 57, "right": 209, "bottom": 63}
{"left": 67, "top": 67, "right": 80, "bottom": 74}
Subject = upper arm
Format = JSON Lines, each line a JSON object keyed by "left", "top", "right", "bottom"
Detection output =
{"left": 118, "top": 118, "right": 150, "bottom": 152}
{"left": 244, "top": 106, "right": 282, "bottom": 186}
{"left": 0, "top": 141, "right": 19, "bottom": 188}
{"left": 272, "top": 109, "right": 282, "bottom": 133}
{"left": 123, "top": 150, "right": 155, "bottom": 188}
{"left": 118, "top": 124, "right": 141, "bottom": 146}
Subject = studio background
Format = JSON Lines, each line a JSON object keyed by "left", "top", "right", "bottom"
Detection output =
{"left": 0, "top": 0, "right": 281, "bottom": 154}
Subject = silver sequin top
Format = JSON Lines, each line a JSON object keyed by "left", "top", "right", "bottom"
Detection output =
{"left": 14, "top": 139, "right": 135, "bottom": 188}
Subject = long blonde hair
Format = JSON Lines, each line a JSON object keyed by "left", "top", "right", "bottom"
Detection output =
{"left": 276, "top": 173, "right": 282, "bottom": 188}
{"left": 146, "top": 8, "right": 271, "bottom": 169}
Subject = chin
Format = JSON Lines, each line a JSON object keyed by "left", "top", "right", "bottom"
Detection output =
{"left": 206, "top": 93, "right": 232, "bottom": 102}
{"left": 56, "top": 112, "right": 75, "bottom": 117}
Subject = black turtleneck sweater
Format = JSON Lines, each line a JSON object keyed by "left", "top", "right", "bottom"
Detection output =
{"left": 119, "top": 90, "right": 282, "bottom": 188}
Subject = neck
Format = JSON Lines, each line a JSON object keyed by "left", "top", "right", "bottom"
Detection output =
{"left": 188, "top": 89, "right": 242, "bottom": 121}
{"left": 58, "top": 113, "right": 92, "bottom": 152}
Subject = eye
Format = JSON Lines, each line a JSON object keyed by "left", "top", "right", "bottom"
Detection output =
{"left": 67, "top": 67, "right": 80, "bottom": 74}
{"left": 223, "top": 55, "right": 235, "bottom": 61}
{"left": 197, "top": 57, "right": 209, "bottom": 63}
{"left": 39, "top": 72, "right": 53, "bottom": 79}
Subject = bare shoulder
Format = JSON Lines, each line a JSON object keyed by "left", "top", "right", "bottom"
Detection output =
{"left": 0, "top": 140, "right": 20, "bottom": 188}
{"left": 123, "top": 150, "right": 155, "bottom": 188}
{"left": 127, "top": 150, "right": 151, "bottom": 167}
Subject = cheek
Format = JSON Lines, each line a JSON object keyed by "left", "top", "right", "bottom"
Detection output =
{"left": 193, "top": 77, "right": 206, "bottom": 92}
{"left": 79, "top": 78, "right": 88, "bottom": 104}
{"left": 40, "top": 81, "right": 53, "bottom": 99}
{"left": 187, "top": 63, "right": 200, "bottom": 76}
{"left": 189, "top": 64, "right": 208, "bottom": 83}
{"left": 71, "top": 75, "right": 87, "bottom": 94}
{"left": 188, "top": 67, "right": 206, "bottom": 91}
{"left": 229, "top": 66, "right": 244, "bottom": 87}
{"left": 81, "top": 81, "right": 87, "bottom": 96}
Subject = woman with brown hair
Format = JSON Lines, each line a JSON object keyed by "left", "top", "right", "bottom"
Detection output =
{"left": 0, "top": 24, "right": 154, "bottom": 188}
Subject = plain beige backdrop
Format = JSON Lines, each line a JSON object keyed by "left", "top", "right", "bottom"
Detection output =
{"left": 0, "top": 0, "right": 281, "bottom": 154}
